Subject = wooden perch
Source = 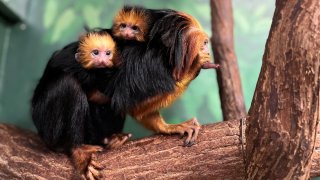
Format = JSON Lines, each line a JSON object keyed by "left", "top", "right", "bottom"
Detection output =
{"left": 210, "top": 0, "right": 246, "bottom": 120}
{"left": 245, "top": 0, "right": 320, "bottom": 178}
{"left": 0, "top": 121, "right": 319, "bottom": 179}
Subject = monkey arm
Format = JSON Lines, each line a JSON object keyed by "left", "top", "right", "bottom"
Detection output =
{"left": 132, "top": 110, "right": 200, "bottom": 147}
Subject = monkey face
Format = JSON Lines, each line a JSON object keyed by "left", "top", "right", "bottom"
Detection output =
{"left": 201, "top": 39, "right": 210, "bottom": 55}
{"left": 112, "top": 7, "right": 148, "bottom": 42}
{"left": 199, "top": 38, "right": 219, "bottom": 69}
{"left": 89, "top": 48, "right": 114, "bottom": 68}
{"left": 118, "top": 23, "right": 141, "bottom": 40}
{"left": 76, "top": 32, "right": 117, "bottom": 69}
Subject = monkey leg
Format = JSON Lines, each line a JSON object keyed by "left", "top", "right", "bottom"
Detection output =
{"left": 134, "top": 111, "right": 201, "bottom": 147}
{"left": 103, "top": 133, "right": 132, "bottom": 149}
{"left": 71, "top": 145, "right": 104, "bottom": 180}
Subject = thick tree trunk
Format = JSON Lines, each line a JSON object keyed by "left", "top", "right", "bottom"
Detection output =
{"left": 210, "top": 0, "right": 247, "bottom": 120}
{"left": 246, "top": 0, "right": 320, "bottom": 179}
{"left": 0, "top": 122, "right": 319, "bottom": 179}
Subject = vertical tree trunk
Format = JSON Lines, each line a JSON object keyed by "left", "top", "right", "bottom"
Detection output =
{"left": 210, "top": 0, "right": 247, "bottom": 120}
{"left": 246, "top": 0, "right": 320, "bottom": 179}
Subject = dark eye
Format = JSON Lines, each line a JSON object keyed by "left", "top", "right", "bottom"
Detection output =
{"left": 106, "top": 51, "right": 112, "bottom": 56}
{"left": 91, "top": 50, "right": 99, "bottom": 56}
{"left": 204, "top": 40, "right": 209, "bottom": 45}
{"left": 132, "top": 25, "right": 139, "bottom": 31}
{"left": 120, "top": 23, "right": 126, "bottom": 29}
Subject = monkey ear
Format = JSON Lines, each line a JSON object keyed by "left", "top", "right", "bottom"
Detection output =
{"left": 75, "top": 53, "right": 80, "bottom": 62}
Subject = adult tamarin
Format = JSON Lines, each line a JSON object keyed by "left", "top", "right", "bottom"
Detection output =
{"left": 31, "top": 30, "right": 130, "bottom": 180}
{"left": 107, "top": 11, "right": 219, "bottom": 146}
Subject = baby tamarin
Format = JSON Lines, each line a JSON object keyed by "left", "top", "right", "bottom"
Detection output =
{"left": 76, "top": 30, "right": 118, "bottom": 69}
{"left": 76, "top": 30, "right": 119, "bottom": 104}
{"left": 112, "top": 5, "right": 175, "bottom": 42}
{"left": 112, "top": 6, "right": 150, "bottom": 42}
{"left": 32, "top": 30, "right": 130, "bottom": 180}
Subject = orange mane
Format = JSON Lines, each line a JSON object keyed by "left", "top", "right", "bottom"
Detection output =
{"left": 78, "top": 32, "right": 117, "bottom": 69}
{"left": 112, "top": 6, "right": 149, "bottom": 42}
{"left": 157, "top": 11, "right": 208, "bottom": 80}
{"left": 179, "top": 12, "right": 208, "bottom": 73}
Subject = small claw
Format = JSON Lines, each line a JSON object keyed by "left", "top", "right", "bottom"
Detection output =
{"left": 105, "top": 133, "right": 132, "bottom": 149}
{"left": 88, "top": 165, "right": 101, "bottom": 179}
{"left": 183, "top": 140, "right": 190, "bottom": 147}
{"left": 184, "top": 141, "right": 196, "bottom": 147}
{"left": 86, "top": 170, "right": 95, "bottom": 180}
{"left": 90, "top": 161, "right": 104, "bottom": 170}
{"left": 81, "top": 174, "right": 87, "bottom": 180}
{"left": 184, "top": 129, "right": 193, "bottom": 145}
{"left": 177, "top": 118, "right": 201, "bottom": 147}
{"left": 72, "top": 145, "right": 104, "bottom": 180}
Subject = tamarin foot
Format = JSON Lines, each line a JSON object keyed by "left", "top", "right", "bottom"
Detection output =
{"left": 174, "top": 118, "right": 201, "bottom": 147}
{"left": 103, "top": 133, "right": 132, "bottom": 149}
{"left": 71, "top": 145, "right": 104, "bottom": 180}
{"left": 135, "top": 111, "right": 201, "bottom": 147}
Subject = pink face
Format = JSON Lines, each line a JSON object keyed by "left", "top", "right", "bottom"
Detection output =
{"left": 200, "top": 39, "right": 220, "bottom": 69}
{"left": 119, "top": 23, "right": 140, "bottom": 40}
{"left": 90, "top": 49, "right": 113, "bottom": 68}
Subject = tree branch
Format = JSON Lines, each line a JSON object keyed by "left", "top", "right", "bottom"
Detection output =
{"left": 245, "top": 0, "right": 320, "bottom": 178}
{"left": 0, "top": 121, "right": 319, "bottom": 179}
{"left": 210, "top": 0, "right": 247, "bottom": 120}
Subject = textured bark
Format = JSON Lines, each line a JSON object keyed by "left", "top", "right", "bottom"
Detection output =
{"left": 0, "top": 121, "right": 319, "bottom": 179}
{"left": 246, "top": 0, "right": 320, "bottom": 179}
{"left": 210, "top": 0, "right": 247, "bottom": 120}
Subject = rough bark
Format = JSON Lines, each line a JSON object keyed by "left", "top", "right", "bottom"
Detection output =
{"left": 246, "top": 0, "right": 320, "bottom": 179}
{"left": 210, "top": 0, "right": 247, "bottom": 120}
{"left": 0, "top": 121, "right": 319, "bottom": 179}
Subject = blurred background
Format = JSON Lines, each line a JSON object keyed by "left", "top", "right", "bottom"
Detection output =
{"left": 0, "top": 0, "right": 273, "bottom": 138}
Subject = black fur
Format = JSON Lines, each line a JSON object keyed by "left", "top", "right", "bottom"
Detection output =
{"left": 31, "top": 7, "right": 199, "bottom": 153}
{"left": 105, "top": 40, "right": 176, "bottom": 113}
{"left": 31, "top": 33, "right": 125, "bottom": 153}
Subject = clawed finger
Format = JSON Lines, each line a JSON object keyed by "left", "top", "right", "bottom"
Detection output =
{"left": 86, "top": 169, "right": 95, "bottom": 180}
{"left": 88, "top": 165, "right": 101, "bottom": 178}
{"left": 90, "top": 160, "right": 104, "bottom": 170}
{"left": 105, "top": 133, "right": 132, "bottom": 149}
{"left": 180, "top": 118, "right": 201, "bottom": 147}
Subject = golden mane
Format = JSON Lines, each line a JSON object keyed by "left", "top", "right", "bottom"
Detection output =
{"left": 112, "top": 6, "right": 149, "bottom": 42}
{"left": 78, "top": 32, "right": 116, "bottom": 69}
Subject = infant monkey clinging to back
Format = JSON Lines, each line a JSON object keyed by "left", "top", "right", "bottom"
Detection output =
{"left": 112, "top": 6, "right": 149, "bottom": 42}
{"left": 112, "top": 5, "right": 175, "bottom": 42}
